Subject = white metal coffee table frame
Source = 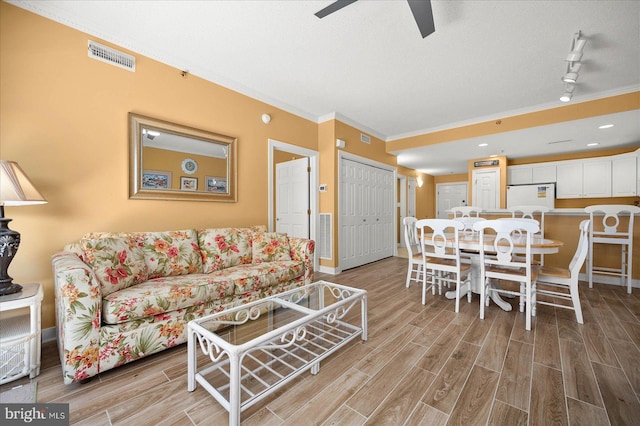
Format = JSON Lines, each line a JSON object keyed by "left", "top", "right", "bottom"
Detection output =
{"left": 187, "top": 280, "right": 367, "bottom": 425}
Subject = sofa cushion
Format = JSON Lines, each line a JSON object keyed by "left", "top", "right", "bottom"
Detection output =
{"left": 140, "top": 229, "right": 203, "bottom": 279}
{"left": 101, "top": 260, "right": 304, "bottom": 324}
{"left": 252, "top": 232, "right": 291, "bottom": 263}
{"left": 198, "top": 228, "right": 252, "bottom": 273}
{"left": 81, "top": 233, "right": 148, "bottom": 296}
{"left": 222, "top": 261, "right": 303, "bottom": 295}
{"left": 102, "top": 273, "right": 236, "bottom": 324}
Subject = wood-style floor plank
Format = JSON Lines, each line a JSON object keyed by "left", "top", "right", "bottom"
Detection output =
{"left": 446, "top": 365, "right": 499, "bottom": 426}
{"left": 592, "top": 361, "right": 640, "bottom": 424}
{"left": 529, "top": 363, "right": 568, "bottom": 426}
{"left": 495, "top": 339, "right": 534, "bottom": 411}
{"left": 421, "top": 340, "right": 481, "bottom": 414}
{"left": 487, "top": 400, "right": 527, "bottom": 426}
{"left": 559, "top": 338, "right": 603, "bottom": 407}
{"left": 4, "top": 256, "right": 640, "bottom": 426}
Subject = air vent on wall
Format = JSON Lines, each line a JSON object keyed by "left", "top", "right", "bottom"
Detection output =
{"left": 319, "top": 213, "right": 332, "bottom": 260}
{"left": 88, "top": 40, "right": 135, "bottom": 72}
{"left": 360, "top": 133, "right": 371, "bottom": 144}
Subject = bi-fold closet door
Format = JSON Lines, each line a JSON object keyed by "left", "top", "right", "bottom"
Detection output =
{"left": 340, "top": 158, "right": 394, "bottom": 270}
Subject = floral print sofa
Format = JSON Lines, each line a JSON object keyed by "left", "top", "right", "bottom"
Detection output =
{"left": 51, "top": 226, "right": 314, "bottom": 384}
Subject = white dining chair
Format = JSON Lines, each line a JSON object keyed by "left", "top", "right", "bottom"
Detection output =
{"left": 508, "top": 205, "right": 550, "bottom": 265}
{"left": 473, "top": 218, "right": 540, "bottom": 330}
{"left": 585, "top": 205, "right": 640, "bottom": 293}
{"left": 403, "top": 217, "right": 423, "bottom": 288}
{"left": 451, "top": 206, "right": 482, "bottom": 218}
{"left": 534, "top": 220, "right": 590, "bottom": 324}
{"left": 416, "top": 219, "right": 471, "bottom": 312}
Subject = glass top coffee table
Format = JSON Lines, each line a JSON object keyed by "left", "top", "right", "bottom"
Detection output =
{"left": 187, "top": 280, "right": 368, "bottom": 425}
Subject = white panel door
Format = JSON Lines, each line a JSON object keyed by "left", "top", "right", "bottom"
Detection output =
{"left": 340, "top": 159, "right": 394, "bottom": 270}
{"left": 407, "top": 178, "right": 417, "bottom": 218}
{"left": 276, "top": 157, "right": 309, "bottom": 238}
{"left": 437, "top": 183, "right": 468, "bottom": 218}
{"left": 472, "top": 168, "right": 500, "bottom": 210}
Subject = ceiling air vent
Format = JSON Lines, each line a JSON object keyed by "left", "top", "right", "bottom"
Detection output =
{"left": 88, "top": 40, "right": 135, "bottom": 72}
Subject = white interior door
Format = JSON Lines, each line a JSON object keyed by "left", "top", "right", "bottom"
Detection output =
{"left": 340, "top": 158, "right": 394, "bottom": 270}
{"left": 407, "top": 178, "right": 417, "bottom": 218}
{"left": 436, "top": 183, "right": 467, "bottom": 218}
{"left": 276, "top": 157, "right": 309, "bottom": 238}
{"left": 472, "top": 168, "right": 500, "bottom": 210}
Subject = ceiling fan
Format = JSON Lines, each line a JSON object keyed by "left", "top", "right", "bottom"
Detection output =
{"left": 315, "top": 0, "right": 435, "bottom": 38}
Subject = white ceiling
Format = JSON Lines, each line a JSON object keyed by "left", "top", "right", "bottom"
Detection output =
{"left": 11, "top": 0, "right": 640, "bottom": 175}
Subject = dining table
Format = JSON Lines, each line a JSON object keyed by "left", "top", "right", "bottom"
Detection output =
{"left": 421, "top": 232, "right": 564, "bottom": 311}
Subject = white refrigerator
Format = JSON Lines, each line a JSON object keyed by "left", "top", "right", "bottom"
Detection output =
{"left": 506, "top": 184, "right": 555, "bottom": 209}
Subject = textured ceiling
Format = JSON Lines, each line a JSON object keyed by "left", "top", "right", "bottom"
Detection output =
{"left": 11, "top": 0, "right": 640, "bottom": 174}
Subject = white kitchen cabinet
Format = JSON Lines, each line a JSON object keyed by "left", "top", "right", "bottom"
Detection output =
{"left": 508, "top": 166, "right": 533, "bottom": 185}
{"left": 508, "top": 164, "right": 556, "bottom": 185}
{"left": 612, "top": 154, "right": 637, "bottom": 196}
{"left": 556, "top": 159, "right": 611, "bottom": 198}
{"left": 532, "top": 164, "right": 556, "bottom": 183}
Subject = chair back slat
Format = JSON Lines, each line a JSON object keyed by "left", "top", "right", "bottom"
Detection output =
{"left": 568, "top": 219, "right": 590, "bottom": 275}
{"left": 416, "top": 218, "right": 464, "bottom": 262}
{"left": 451, "top": 206, "right": 482, "bottom": 218}
{"left": 403, "top": 217, "right": 420, "bottom": 256}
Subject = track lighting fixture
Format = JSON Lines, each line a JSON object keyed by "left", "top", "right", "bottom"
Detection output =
{"left": 560, "top": 83, "right": 575, "bottom": 102}
{"left": 560, "top": 31, "right": 586, "bottom": 102}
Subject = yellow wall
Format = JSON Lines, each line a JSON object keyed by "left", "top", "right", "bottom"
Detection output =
{"left": 1, "top": 3, "right": 322, "bottom": 328}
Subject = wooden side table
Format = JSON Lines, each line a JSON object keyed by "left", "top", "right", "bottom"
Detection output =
{"left": 0, "top": 283, "right": 43, "bottom": 384}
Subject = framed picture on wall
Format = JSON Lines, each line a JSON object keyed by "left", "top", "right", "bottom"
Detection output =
{"left": 205, "top": 176, "right": 227, "bottom": 193}
{"left": 142, "top": 170, "right": 172, "bottom": 189}
{"left": 180, "top": 176, "right": 198, "bottom": 191}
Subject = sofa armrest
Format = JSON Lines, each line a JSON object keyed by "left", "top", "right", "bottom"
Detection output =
{"left": 288, "top": 237, "right": 315, "bottom": 284}
{"left": 52, "top": 251, "right": 102, "bottom": 384}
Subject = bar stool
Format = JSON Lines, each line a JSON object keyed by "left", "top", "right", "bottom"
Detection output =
{"left": 585, "top": 205, "right": 640, "bottom": 293}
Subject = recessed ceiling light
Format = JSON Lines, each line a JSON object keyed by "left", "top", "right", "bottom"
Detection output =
{"left": 587, "top": 142, "right": 600, "bottom": 147}
{"left": 478, "top": 143, "right": 488, "bottom": 147}
{"left": 489, "top": 154, "right": 498, "bottom": 157}
{"left": 598, "top": 124, "right": 614, "bottom": 129}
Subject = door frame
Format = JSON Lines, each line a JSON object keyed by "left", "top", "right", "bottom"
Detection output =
{"left": 338, "top": 151, "right": 398, "bottom": 273}
{"left": 398, "top": 175, "right": 407, "bottom": 248}
{"left": 268, "top": 139, "right": 319, "bottom": 269}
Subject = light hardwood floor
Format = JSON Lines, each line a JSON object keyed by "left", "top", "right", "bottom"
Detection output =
{"left": 3, "top": 256, "right": 640, "bottom": 425}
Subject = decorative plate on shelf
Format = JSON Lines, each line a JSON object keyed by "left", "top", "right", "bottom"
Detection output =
{"left": 181, "top": 158, "right": 198, "bottom": 174}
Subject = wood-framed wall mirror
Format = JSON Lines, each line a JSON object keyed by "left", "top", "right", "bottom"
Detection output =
{"left": 129, "top": 113, "right": 237, "bottom": 202}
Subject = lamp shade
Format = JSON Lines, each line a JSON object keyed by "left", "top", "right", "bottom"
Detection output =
{"left": 0, "top": 161, "right": 47, "bottom": 206}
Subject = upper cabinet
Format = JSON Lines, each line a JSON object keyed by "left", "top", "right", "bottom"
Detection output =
{"left": 556, "top": 158, "right": 611, "bottom": 198}
{"left": 508, "top": 164, "right": 556, "bottom": 185}
{"left": 611, "top": 153, "right": 638, "bottom": 197}
{"left": 509, "top": 149, "right": 639, "bottom": 199}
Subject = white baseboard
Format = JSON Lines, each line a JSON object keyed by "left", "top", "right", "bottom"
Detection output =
{"left": 578, "top": 273, "right": 640, "bottom": 289}
{"left": 318, "top": 265, "right": 341, "bottom": 275}
{"left": 42, "top": 326, "right": 57, "bottom": 343}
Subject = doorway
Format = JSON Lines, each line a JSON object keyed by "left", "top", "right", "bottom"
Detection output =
{"left": 268, "top": 140, "right": 318, "bottom": 268}
{"left": 472, "top": 168, "right": 500, "bottom": 210}
{"left": 436, "top": 183, "right": 468, "bottom": 218}
{"left": 275, "top": 157, "right": 310, "bottom": 238}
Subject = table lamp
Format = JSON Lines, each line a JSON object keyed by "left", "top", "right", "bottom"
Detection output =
{"left": 0, "top": 160, "right": 47, "bottom": 296}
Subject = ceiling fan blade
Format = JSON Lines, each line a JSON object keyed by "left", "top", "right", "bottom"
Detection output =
{"left": 407, "top": 0, "right": 435, "bottom": 38}
{"left": 315, "top": 0, "right": 358, "bottom": 19}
